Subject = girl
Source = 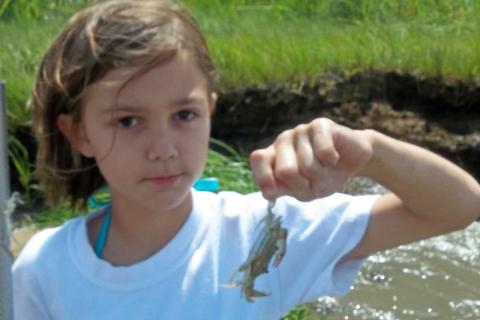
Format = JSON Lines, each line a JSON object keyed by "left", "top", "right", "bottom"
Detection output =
{"left": 13, "top": 0, "right": 480, "bottom": 319}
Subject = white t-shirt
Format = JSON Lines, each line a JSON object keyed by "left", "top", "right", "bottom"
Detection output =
{"left": 13, "top": 190, "right": 378, "bottom": 320}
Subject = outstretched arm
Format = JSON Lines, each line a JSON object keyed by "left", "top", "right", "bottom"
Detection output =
{"left": 346, "top": 129, "right": 480, "bottom": 258}
{"left": 249, "top": 118, "right": 480, "bottom": 258}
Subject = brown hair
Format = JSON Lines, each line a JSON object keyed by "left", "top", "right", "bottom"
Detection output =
{"left": 30, "top": 0, "right": 217, "bottom": 210}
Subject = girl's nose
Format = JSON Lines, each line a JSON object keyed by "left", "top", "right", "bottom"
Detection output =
{"left": 146, "top": 127, "right": 178, "bottom": 161}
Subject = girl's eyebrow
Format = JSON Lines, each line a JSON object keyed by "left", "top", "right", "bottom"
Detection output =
{"left": 172, "top": 96, "right": 204, "bottom": 106}
{"left": 101, "top": 96, "right": 204, "bottom": 114}
{"left": 101, "top": 105, "right": 147, "bottom": 114}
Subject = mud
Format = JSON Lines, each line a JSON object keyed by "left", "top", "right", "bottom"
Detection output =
{"left": 212, "top": 70, "right": 480, "bottom": 180}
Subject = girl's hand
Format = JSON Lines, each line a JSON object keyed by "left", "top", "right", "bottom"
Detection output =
{"left": 250, "top": 118, "right": 373, "bottom": 201}
{"left": 251, "top": 118, "right": 480, "bottom": 258}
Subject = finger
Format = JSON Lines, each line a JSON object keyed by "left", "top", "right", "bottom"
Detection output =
{"left": 273, "top": 131, "right": 310, "bottom": 194}
{"left": 294, "top": 126, "right": 328, "bottom": 181}
{"left": 309, "top": 119, "right": 340, "bottom": 167}
{"left": 250, "top": 147, "right": 278, "bottom": 199}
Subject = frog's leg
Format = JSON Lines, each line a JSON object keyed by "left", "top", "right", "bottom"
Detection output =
{"left": 273, "top": 228, "right": 288, "bottom": 267}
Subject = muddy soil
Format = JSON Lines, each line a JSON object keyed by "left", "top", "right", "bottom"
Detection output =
{"left": 9, "top": 70, "right": 480, "bottom": 196}
{"left": 211, "top": 70, "right": 480, "bottom": 180}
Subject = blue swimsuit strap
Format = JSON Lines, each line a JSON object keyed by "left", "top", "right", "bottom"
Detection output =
{"left": 94, "top": 206, "right": 112, "bottom": 259}
{"left": 91, "top": 178, "right": 220, "bottom": 259}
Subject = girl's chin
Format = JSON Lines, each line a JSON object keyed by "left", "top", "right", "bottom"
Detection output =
{"left": 146, "top": 185, "right": 192, "bottom": 207}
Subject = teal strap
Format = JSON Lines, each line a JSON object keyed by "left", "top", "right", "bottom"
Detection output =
{"left": 94, "top": 206, "right": 111, "bottom": 259}
{"left": 91, "top": 178, "right": 219, "bottom": 259}
{"left": 87, "top": 185, "right": 111, "bottom": 208}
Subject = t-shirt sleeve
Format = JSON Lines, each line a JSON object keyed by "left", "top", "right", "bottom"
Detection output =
{"left": 275, "top": 193, "right": 379, "bottom": 314}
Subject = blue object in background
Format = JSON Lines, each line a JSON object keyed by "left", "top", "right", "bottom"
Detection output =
{"left": 193, "top": 178, "right": 220, "bottom": 192}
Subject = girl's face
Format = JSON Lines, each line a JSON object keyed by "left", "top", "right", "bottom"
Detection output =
{"left": 60, "top": 51, "right": 216, "bottom": 215}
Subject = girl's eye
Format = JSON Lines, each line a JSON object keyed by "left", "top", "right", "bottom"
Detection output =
{"left": 117, "top": 116, "right": 139, "bottom": 128}
{"left": 175, "top": 110, "right": 197, "bottom": 122}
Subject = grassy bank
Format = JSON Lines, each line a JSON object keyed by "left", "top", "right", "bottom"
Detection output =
{"left": 1, "top": 0, "right": 480, "bottom": 127}
{"left": 193, "top": 0, "right": 480, "bottom": 85}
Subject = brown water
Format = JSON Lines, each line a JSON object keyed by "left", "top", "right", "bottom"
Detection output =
{"left": 316, "top": 179, "right": 480, "bottom": 320}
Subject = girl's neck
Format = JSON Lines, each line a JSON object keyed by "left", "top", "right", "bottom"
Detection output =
{"left": 88, "top": 193, "right": 193, "bottom": 266}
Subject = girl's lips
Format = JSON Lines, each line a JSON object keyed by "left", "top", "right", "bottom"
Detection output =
{"left": 147, "top": 174, "right": 182, "bottom": 187}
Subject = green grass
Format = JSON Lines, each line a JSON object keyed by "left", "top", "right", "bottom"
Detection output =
{"left": 191, "top": 0, "right": 480, "bottom": 87}
{"left": 0, "top": 1, "right": 95, "bottom": 127}
{"left": 191, "top": 0, "right": 480, "bottom": 79}
{"left": 0, "top": 19, "right": 54, "bottom": 126}
{"left": 2, "top": 0, "right": 480, "bottom": 126}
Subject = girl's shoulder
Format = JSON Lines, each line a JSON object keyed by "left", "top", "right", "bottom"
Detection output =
{"left": 12, "top": 214, "right": 87, "bottom": 272}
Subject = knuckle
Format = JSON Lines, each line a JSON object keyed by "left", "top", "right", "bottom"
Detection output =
{"left": 310, "top": 117, "right": 324, "bottom": 127}
{"left": 249, "top": 149, "right": 265, "bottom": 163}
{"left": 294, "top": 123, "right": 308, "bottom": 133}
{"left": 310, "top": 117, "right": 333, "bottom": 131}
{"left": 276, "top": 129, "right": 293, "bottom": 143}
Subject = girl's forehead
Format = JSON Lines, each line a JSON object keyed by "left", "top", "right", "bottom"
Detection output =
{"left": 82, "top": 67, "right": 137, "bottom": 104}
{"left": 88, "top": 67, "right": 140, "bottom": 93}
{"left": 83, "top": 54, "right": 209, "bottom": 109}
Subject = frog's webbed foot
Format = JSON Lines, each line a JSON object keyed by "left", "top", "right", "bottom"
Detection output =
{"left": 244, "top": 287, "right": 270, "bottom": 303}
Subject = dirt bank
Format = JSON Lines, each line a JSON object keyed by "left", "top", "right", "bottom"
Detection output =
{"left": 212, "top": 70, "right": 480, "bottom": 180}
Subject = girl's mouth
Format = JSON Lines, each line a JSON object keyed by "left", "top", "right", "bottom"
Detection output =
{"left": 147, "top": 174, "right": 182, "bottom": 187}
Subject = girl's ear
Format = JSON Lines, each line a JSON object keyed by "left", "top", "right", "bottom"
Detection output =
{"left": 57, "top": 114, "right": 95, "bottom": 158}
{"left": 209, "top": 92, "right": 217, "bottom": 114}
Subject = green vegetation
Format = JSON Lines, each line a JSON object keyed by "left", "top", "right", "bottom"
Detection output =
{"left": 190, "top": 0, "right": 480, "bottom": 86}
{"left": 2, "top": 0, "right": 480, "bottom": 126}
{"left": 8, "top": 135, "right": 37, "bottom": 208}
{"left": 281, "top": 304, "right": 324, "bottom": 320}
{"left": 0, "top": 1, "right": 95, "bottom": 126}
